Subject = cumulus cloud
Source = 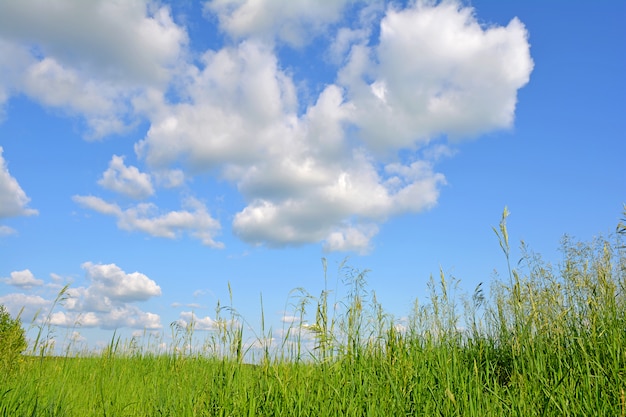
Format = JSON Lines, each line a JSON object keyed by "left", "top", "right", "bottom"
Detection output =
{"left": 80, "top": 262, "right": 161, "bottom": 302}
{"left": 2, "top": 269, "right": 44, "bottom": 289}
{"left": 49, "top": 262, "right": 163, "bottom": 330}
{"left": 0, "top": 0, "right": 188, "bottom": 137}
{"left": 280, "top": 314, "right": 301, "bottom": 324}
{"left": 0, "top": 1, "right": 187, "bottom": 85}
{"left": 134, "top": 40, "right": 442, "bottom": 252}
{"left": 49, "top": 306, "right": 161, "bottom": 330}
{"left": 0, "top": 293, "right": 49, "bottom": 322}
{"left": 323, "top": 224, "right": 380, "bottom": 253}
{"left": 176, "top": 311, "right": 217, "bottom": 331}
{"left": 73, "top": 195, "right": 223, "bottom": 248}
{"left": 0, "top": 147, "right": 38, "bottom": 219}
{"left": 340, "top": 1, "right": 534, "bottom": 150}
{"left": 1, "top": 0, "right": 533, "bottom": 253}
{"left": 231, "top": 153, "right": 445, "bottom": 253}
{"left": 327, "top": 2, "right": 384, "bottom": 65}
{"left": 0, "top": 263, "right": 162, "bottom": 330}
{"left": 136, "top": 40, "right": 298, "bottom": 169}
{"left": 72, "top": 195, "right": 121, "bottom": 216}
{"left": 133, "top": 1, "right": 532, "bottom": 252}
{"left": 204, "top": 0, "right": 353, "bottom": 46}
{"left": 0, "top": 39, "right": 34, "bottom": 120}
{"left": 21, "top": 57, "right": 133, "bottom": 138}
{"left": 98, "top": 155, "right": 154, "bottom": 199}
{"left": 153, "top": 169, "right": 186, "bottom": 189}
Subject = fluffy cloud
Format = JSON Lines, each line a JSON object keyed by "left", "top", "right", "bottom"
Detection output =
{"left": 280, "top": 314, "right": 301, "bottom": 324}
{"left": 80, "top": 262, "right": 161, "bottom": 302}
{"left": 2, "top": 269, "right": 44, "bottom": 289}
{"left": 72, "top": 195, "right": 121, "bottom": 216}
{"left": 0, "top": 0, "right": 188, "bottom": 137}
{"left": 340, "top": 1, "right": 534, "bottom": 150}
{"left": 135, "top": 40, "right": 442, "bottom": 252}
{"left": 50, "top": 305, "right": 163, "bottom": 330}
{"left": 136, "top": 40, "right": 298, "bottom": 169}
{"left": 153, "top": 169, "right": 186, "bottom": 189}
{"left": 21, "top": 57, "right": 133, "bottom": 138}
{"left": 176, "top": 311, "right": 217, "bottom": 331}
{"left": 0, "top": 293, "right": 49, "bottom": 323}
{"left": 52, "top": 262, "right": 162, "bottom": 330}
{"left": 0, "top": 39, "right": 33, "bottom": 120}
{"left": 49, "top": 306, "right": 161, "bottom": 330}
{"left": 0, "top": 147, "right": 38, "bottom": 219}
{"left": 2, "top": 0, "right": 533, "bottom": 253}
{"left": 204, "top": 0, "right": 353, "bottom": 46}
{"left": 133, "top": 1, "right": 532, "bottom": 252}
{"left": 0, "top": 263, "right": 162, "bottom": 330}
{"left": 98, "top": 155, "right": 154, "bottom": 199}
{"left": 231, "top": 152, "right": 445, "bottom": 253}
{"left": 73, "top": 195, "right": 223, "bottom": 248}
{"left": 0, "top": 0, "right": 187, "bottom": 85}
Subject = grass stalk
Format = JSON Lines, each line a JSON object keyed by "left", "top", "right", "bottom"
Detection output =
{"left": 2, "top": 208, "right": 624, "bottom": 415}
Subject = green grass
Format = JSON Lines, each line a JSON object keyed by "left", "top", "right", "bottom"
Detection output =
{"left": 1, "top": 209, "right": 625, "bottom": 416}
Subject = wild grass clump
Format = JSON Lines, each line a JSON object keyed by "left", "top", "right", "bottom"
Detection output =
{"left": 1, "top": 208, "right": 624, "bottom": 416}
{"left": 0, "top": 305, "right": 27, "bottom": 373}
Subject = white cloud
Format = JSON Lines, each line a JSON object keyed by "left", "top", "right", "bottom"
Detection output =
{"left": 135, "top": 15, "right": 493, "bottom": 252}
{"left": 231, "top": 151, "right": 445, "bottom": 252}
{"left": 214, "top": 1, "right": 530, "bottom": 252}
{"left": 116, "top": 200, "right": 222, "bottom": 247}
{"left": 69, "top": 331, "right": 87, "bottom": 344}
{"left": 0, "top": 147, "right": 38, "bottom": 219}
{"left": 280, "top": 314, "right": 301, "bottom": 324}
{"left": 98, "top": 155, "right": 154, "bottom": 199}
{"left": 323, "top": 224, "right": 380, "bottom": 254}
{"left": 204, "top": 0, "right": 353, "bottom": 46}
{"left": 0, "top": 293, "right": 49, "bottom": 322}
{"left": 0, "top": 39, "right": 34, "bottom": 120}
{"left": 327, "top": 1, "right": 384, "bottom": 65}
{"left": 0, "top": 0, "right": 188, "bottom": 138}
{"left": 81, "top": 262, "right": 161, "bottom": 302}
{"left": 0, "top": 263, "right": 162, "bottom": 331}
{"left": 73, "top": 195, "right": 223, "bottom": 248}
{"left": 49, "top": 311, "right": 99, "bottom": 328}
{"left": 192, "top": 289, "right": 207, "bottom": 298}
{"left": 46, "top": 262, "right": 163, "bottom": 330}
{"left": 49, "top": 306, "right": 161, "bottom": 330}
{"left": 153, "top": 169, "right": 185, "bottom": 189}
{"left": 1, "top": 0, "right": 533, "bottom": 253}
{"left": 136, "top": 40, "right": 298, "bottom": 170}
{"left": 72, "top": 195, "right": 121, "bottom": 216}
{"left": 23, "top": 58, "right": 116, "bottom": 114}
{"left": 49, "top": 273, "right": 64, "bottom": 283}
{"left": 340, "top": 1, "right": 534, "bottom": 150}
{"left": 2, "top": 269, "right": 44, "bottom": 289}
{"left": 21, "top": 57, "right": 132, "bottom": 138}
{"left": 0, "top": 1, "right": 187, "bottom": 86}
{"left": 329, "top": 27, "right": 371, "bottom": 64}
{"left": 177, "top": 311, "right": 217, "bottom": 331}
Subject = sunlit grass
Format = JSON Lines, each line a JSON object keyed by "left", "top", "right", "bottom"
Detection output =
{"left": 1, "top": 209, "right": 625, "bottom": 416}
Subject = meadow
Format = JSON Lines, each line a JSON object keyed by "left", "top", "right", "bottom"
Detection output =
{"left": 1, "top": 209, "right": 625, "bottom": 416}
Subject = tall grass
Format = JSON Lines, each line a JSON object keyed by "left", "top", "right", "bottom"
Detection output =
{"left": 1, "top": 209, "right": 624, "bottom": 416}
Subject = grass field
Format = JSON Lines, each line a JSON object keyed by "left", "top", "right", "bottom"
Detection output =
{"left": 1, "top": 210, "right": 625, "bottom": 416}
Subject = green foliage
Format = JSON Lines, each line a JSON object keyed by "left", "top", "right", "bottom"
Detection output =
{"left": 0, "top": 304, "right": 27, "bottom": 372}
{"left": 0, "top": 207, "right": 624, "bottom": 416}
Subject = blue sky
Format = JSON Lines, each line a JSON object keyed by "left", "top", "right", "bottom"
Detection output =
{"left": 0, "top": 0, "right": 624, "bottom": 353}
